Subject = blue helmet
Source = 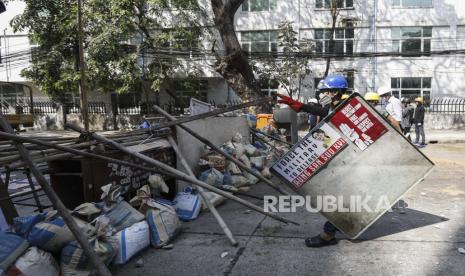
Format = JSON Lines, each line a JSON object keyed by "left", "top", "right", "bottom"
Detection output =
{"left": 320, "top": 75, "right": 348, "bottom": 90}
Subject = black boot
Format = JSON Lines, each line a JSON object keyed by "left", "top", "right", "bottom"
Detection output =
{"left": 305, "top": 235, "right": 338, "bottom": 248}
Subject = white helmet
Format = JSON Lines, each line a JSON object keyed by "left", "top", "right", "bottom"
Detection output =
{"left": 377, "top": 86, "right": 392, "bottom": 97}
{"left": 308, "top": 98, "right": 318, "bottom": 104}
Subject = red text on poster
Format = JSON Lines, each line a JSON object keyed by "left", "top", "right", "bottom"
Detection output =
{"left": 330, "top": 98, "right": 387, "bottom": 151}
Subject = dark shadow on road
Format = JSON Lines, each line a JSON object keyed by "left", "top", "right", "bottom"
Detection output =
{"left": 353, "top": 207, "right": 448, "bottom": 241}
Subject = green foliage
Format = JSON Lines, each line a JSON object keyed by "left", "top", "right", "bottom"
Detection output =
{"left": 254, "top": 21, "right": 311, "bottom": 99}
{"left": 10, "top": 0, "right": 205, "bottom": 101}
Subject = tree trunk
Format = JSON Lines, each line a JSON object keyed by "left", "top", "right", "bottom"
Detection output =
{"left": 210, "top": 0, "right": 271, "bottom": 113}
{"left": 324, "top": 2, "right": 340, "bottom": 77}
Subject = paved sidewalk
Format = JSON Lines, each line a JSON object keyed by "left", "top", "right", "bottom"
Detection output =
{"left": 114, "top": 144, "right": 465, "bottom": 276}
{"left": 424, "top": 129, "right": 465, "bottom": 143}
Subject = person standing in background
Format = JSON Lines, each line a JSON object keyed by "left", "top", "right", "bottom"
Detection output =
{"left": 413, "top": 97, "right": 426, "bottom": 147}
{"left": 401, "top": 98, "right": 414, "bottom": 141}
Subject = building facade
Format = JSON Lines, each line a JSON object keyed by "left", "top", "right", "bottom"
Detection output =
{"left": 1, "top": 0, "right": 465, "bottom": 112}
{"left": 236, "top": 0, "right": 465, "bottom": 102}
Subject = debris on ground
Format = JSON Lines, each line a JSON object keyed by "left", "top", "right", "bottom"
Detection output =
{"left": 221, "top": 251, "right": 229, "bottom": 258}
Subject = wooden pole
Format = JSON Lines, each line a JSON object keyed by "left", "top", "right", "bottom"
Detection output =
{"left": 152, "top": 105, "right": 291, "bottom": 196}
{"left": 167, "top": 135, "right": 238, "bottom": 246}
{"left": 77, "top": 0, "right": 89, "bottom": 131}
{"left": 0, "top": 175, "right": 18, "bottom": 224}
{"left": 0, "top": 130, "right": 298, "bottom": 225}
{"left": 0, "top": 118, "right": 111, "bottom": 276}
{"left": 63, "top": 124, "right": 298, "bottom": 225}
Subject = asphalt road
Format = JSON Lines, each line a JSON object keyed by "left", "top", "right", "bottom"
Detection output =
{"left": 114, "top": 143, "right": 465, "bottom": 276}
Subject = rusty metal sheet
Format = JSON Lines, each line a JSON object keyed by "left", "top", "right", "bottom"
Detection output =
{"left": 271, "top": 93, "right": 434, "bottom": 238}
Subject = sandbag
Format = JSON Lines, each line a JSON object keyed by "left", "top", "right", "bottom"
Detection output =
{"left": 244, "top": 171, "right": 260, "bottom": 185}
{"left": 250, "top": 156, "right": 266, "bottom": 170}
{"left": 221, "top": 142, "right": 236, "bottom": 157}
{"left": 232, "top": 142, "right": 245, "bottom": 158}
{"left": 61, "top": 239, "right": 115, "bottom": 275}
{"left": 12, "top": 213, "right": 47, "bottom": 238}
{"left": 231, "top": 132, "right": 243, "bottom": 143}
{"left": 72, "top": 202, "right": 101, "bottom": 222}
{"left": 174, "top": 187, "right": 201, "bottom": 221}
{"left": 230, "top": 175, "right": 248, "bottom": 187}
{"left": 225, "top": 161, "right": 242, "bottom": 175}
{"left": 244, "top": 144, "right": 260, "bottom": 157}
{"left": 200, "top": 192, "right": 227, "bottom": 211}
{"left": 103, "top": 200, "right": 145, "bottom": 232}
{"left": 199, "top": 168, "right": 224, "bottom": 187}
{"left": 205, "top": 153, "right": 226, "bottom": 172}
{"left": 261, "top": 167, "right": 272, "bottom": 179}
{"left": 0, "top": 232, "right": 29, "bottom": 272}
{"left": 9, "top": 246, "right": 59, "bottom": 276}
{"left": 148, "top": 174, "right": 169, "bottom": 196}
{"left": 239, "top": 155, "right": 251, "bottom": 169}
{"left": 108, "top": 221, "right": 150, "bottom": 265}
{"left": 28, "top": 213, "right": 92, "bottom": 253}
{"left": 146, "top": 201, "right": 182, "bottom": 248}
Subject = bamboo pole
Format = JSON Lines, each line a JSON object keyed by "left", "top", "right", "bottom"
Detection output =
{"left": 152, "top": 105, "right": 291, "bottom": 196}
{"left": 0, "top": 130, "right": 297, "bottom": 225}
{"left": 62, "top": 124, "right": 298, "bottom": 225}
{"left": 0, "top": 117, "right": 112, "bottom": 276}
{"left": 167, "top": 135, "right": 238, "bottom": 246}
{"left": 144, "top": 97, "right": 274, "bottom": 130}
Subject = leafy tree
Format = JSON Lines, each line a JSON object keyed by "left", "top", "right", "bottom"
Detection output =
{"left": 9, "top": 0, "right": 205, "bottom": 102}
{"left": 254, "top": 21, "right": 311, "bottom": 100}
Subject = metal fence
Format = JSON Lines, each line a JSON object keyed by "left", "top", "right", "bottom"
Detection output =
{"left": 64, "top": 102, "right": 107, "bottom": 114}
{"left": 1, "top": 97, "right": 245, "bottom": 116}
{"left": 426, "top": 98, "right": 465, "bottom": 114}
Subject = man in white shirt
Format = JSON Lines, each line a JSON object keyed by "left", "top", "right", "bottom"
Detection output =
{"left": 378, "top": 87, "right": 402, "bottom": 132}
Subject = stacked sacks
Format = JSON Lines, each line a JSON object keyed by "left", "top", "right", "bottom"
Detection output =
{"left": 130, "top": 184, "right": 182, "bottom": 249}
{"left": 0, "top": 231, "right": 29, "bottom": 273}
{"left": 13, "top": 211, "right": 93, "bottom": 253}
{"left": 8, "top": 246, "right": 59, "bottom": 276}
{"left": 173, "top": 187, "right": 201, "bottom": 221}
{"left": 60, "top": 216, "right": 116, "bottom": 275}
{"left": 108, "top": 221, "right": 149, "bottom": 265}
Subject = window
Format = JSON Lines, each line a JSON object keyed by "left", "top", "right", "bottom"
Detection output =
{"left": 315, "top": 0, "right": 353, "bottom": 9}
{"left": 242, "top": 0, "right": 277, "bottom": 12}
{"left": 0, "top": 83, "right": 26, "bottom": 104}
{"left": 159, "top": 28, "right": 201, "bottom": 51}
{"left": 392, "top": 0, "right": 432, "bottom": 8}
{"left": 314, "top": 28, "right": 354, "bottom": 56}
{"left": 260, "top": 78, "right": 279, "bottom": 96}
{"left": 173, "top": 79, "right": 208, "bottom": 107}
{"left": 240, "top": 31, "right": 278, "bottom": 57}
{"left": 392, "top": 27, "right": 431, "bottom": 55}
{"left": 391, "top": 77, "right": 431, "bottom": 102}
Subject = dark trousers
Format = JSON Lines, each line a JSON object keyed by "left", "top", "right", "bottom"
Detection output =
{"left": 402, "top": 126, "right": 411, "bottom": 141}
{"left": 414, "top": 124, "right": 425, "bottom": 144}
{"left": 324, "top": 221, "right": 338, "bottom": 236}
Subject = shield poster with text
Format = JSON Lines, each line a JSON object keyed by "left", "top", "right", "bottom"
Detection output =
{"left": 271, "top": 94, "right": 434, "bottom": 239}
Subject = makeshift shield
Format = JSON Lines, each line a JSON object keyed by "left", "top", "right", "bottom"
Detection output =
{"left": 271, "top": 93, "right": 434, "bottom": 238}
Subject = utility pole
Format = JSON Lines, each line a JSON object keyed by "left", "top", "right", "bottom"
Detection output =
{"left": 77, "top": 0, "right": 89, "bottom": 131}
{"left": 370, "top": 0, "right": 378, "bottom": 91}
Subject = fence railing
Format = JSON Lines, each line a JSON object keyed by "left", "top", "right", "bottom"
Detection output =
{"left": 0, "top": 97, "right": 245, "bottom": 116}
{"left": 426, "top": 98, "right": 465, "bottom": 114}
{"left": 64, "top": 102, "right": 107, "bottom": 114}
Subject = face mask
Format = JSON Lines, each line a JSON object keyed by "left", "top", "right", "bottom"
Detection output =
{"left": 319, "top": 93, "right": 332, "bottom": 107}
